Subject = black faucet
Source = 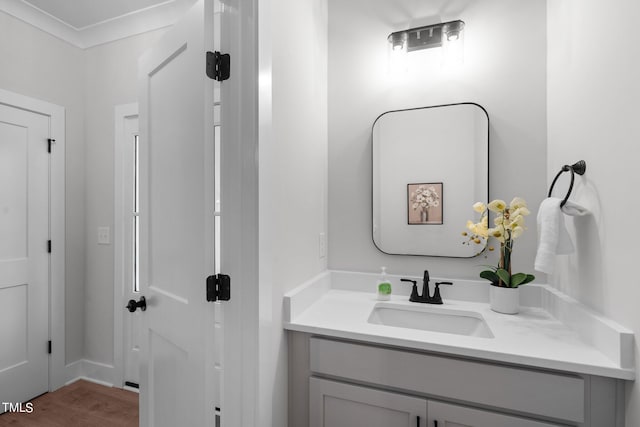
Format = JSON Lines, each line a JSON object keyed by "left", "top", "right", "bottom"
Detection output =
{"left": 401, "top": 270, "right": 453, "bottom": 304}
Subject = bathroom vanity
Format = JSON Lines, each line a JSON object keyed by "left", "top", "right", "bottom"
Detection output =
{"left": 285, "top": 271, "right": 634, "bottom": 427}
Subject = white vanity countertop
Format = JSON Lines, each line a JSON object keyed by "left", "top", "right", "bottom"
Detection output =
{"left": 284, "top": 271, "right": 635, "bottom": 380}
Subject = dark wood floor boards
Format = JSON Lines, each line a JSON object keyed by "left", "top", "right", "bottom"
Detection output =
{"left": 0, "top": 380, "right": 138, "bottom": 426}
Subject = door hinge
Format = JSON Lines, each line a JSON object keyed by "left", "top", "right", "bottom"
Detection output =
{"left": 48, "top": 138, "right": 55, "bottom": 153}
{"left": 206, "top": 51, "right": 230, "bottom": 82}
{"left": 206, "top": 274, "right": 230, "bottom": 302}
{"left": 47, "top": 240, "right": 52, "bottom": 253}
{"left": 48, "top": 340, "right": 52, "bottom": 354}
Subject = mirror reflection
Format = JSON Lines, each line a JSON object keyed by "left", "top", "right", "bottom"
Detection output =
{"left": 372, "top": 103, "right": 489, "bottom": 257}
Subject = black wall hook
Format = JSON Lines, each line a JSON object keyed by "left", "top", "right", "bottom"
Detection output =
{"left": 548, "top": 160, "right": 587, "bottom": 207}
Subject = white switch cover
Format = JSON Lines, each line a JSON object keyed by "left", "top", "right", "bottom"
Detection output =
{"left": 98, "top": 227, "right": 110, "bottom": 245}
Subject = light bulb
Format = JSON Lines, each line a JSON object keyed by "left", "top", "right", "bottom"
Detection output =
{"left": 447, "top": 32, "right": 460, "bottom": 42}
{"left": 442, "top": 21, "right": 465, "bottom": 70}
{"left": 388, "top": 31, "right": 408, "bottom": 74}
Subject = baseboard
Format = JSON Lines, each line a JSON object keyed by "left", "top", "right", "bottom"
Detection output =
{"left": 64, "top": 359, "right": 116, "bottom": 388}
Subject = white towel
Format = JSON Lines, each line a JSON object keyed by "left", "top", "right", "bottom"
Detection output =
{"left": 561, "top": 199, "right": 590, "bottom": 217}
{"left": 534, "top": 197, "right": 576, "bottom": 274}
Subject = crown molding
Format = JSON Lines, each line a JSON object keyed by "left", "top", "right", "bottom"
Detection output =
{"left": 0, "top": 0, "right": 83, "bottom": 46}
{"left": 0, "top": 0, "right": 197, "bottom": 49}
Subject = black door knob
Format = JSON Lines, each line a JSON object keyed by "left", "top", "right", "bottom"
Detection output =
{"left": 126, "top": 296, "right": 146, "bottom": 312}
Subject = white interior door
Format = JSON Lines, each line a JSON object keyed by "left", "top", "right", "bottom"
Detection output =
{"left": 137, "top": 0, "right": 220, "bottom": 425}
{"left": 0, "top": 104, "right": 50, "bottom": 409}
{"left": 121, "top": 114, "right": 141, "bottom": 388}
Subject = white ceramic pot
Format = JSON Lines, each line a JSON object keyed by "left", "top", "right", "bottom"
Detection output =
{"left": 489, "top": 285, "right": 520, "bottom": 314}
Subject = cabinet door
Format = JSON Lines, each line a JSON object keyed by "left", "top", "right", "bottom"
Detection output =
{"left": 310, "top": 377, "right": 427, "bottom": 427}
{"left": 428, "top": 401, "right": 563, "bottom": 427}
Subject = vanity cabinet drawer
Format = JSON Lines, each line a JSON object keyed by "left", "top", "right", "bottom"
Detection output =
{"left": 310, "top": 337, "right": 585, "bottom": 423}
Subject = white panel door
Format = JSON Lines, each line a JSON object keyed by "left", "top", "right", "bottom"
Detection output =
{"left": 137, "top": 0, "right": 219, "bottom": 426}
{"left": 0, "top": 104, "right": 50, "bottom": 409}
{"left": 428, "top": 401, "right": 563, "bottom": 427}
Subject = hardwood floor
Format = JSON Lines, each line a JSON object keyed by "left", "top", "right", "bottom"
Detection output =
{"left": 0, "top": 380, "right": 138, "bottom": 427}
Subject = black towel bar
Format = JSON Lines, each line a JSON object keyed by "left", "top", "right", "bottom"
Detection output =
{"left": 547, "top": 160, "right": 587, "bottom": 207}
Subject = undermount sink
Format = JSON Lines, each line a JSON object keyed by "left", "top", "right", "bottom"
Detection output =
{"left": 367, "top": 303, "right": 494, "bottom": 338}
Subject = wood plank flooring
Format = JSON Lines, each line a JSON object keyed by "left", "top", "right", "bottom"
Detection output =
{"left": 0, "top": 380, "right": 138, "bottom": 427}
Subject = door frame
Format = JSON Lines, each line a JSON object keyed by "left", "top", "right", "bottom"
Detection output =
{"left": 113, "top": 102, "right": 138, "bottom": 389}
{"left": 0, "top": 87, "right": 66, "bottom": 392}
{"left": 219, "top": 0, "right": 260, "bottom": 424}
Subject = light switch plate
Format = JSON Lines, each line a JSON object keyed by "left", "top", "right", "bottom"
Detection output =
{"left": 98, "top": 226, "right": 110, "bottom": 245}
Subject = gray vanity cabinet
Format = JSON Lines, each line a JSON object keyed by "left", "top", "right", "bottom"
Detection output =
{"left": 309, "top": 378, "right": 560, "bottom": 427}
{"left": 289, "top": 332, "right": 623, "bottom": 427}
{"left": 428, "top": 401, "right": 562, "bottom": 427}
{"left": 310, "top": 377, "right": 427, "bottom": 427}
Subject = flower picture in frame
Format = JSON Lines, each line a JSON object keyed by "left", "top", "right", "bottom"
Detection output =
{"left": 408, "top": 183, "right": 443, "bottom": 225}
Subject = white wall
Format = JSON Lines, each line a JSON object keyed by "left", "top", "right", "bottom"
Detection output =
{"left": 83, "top": 29, "right": 166, "bottom": 365}
{"left": 547, "top": 1, "right": 640, "bottom": 425}
{"left": 0, "top": 11, "right": 86, "bottom": 364}
{"left": 327, "top": 0, "right": 548, "bottom": 281}
{"left": 259, "top": 0, "right": 328, "bottom": 425}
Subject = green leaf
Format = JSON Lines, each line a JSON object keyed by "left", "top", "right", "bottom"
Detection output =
{"left": 496, "top": 268, "right": 511, "bottom": 286}
{"left": 479, "top": 270, "right": 499, "bottom": 285}
{"left": 511, "top": 273, "right": 536, "bottom": 287}
{"left": 510, "top": 273, "right": 527, "bottom": 287}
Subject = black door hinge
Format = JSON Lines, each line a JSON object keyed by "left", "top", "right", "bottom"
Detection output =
{"left": 47, "top": 240, "right": 52, "bottom": 253}
{"left": 206, "top": 274, "right": 230, "bottom": 302}
{"left": 48, "top": 138, "right": 55, "bottom": 153}
{"left": 206, "top": 51, "right": 230, "bottom": 82}
{"left": 48, "top": 340, "right": 52, "bottom": 354}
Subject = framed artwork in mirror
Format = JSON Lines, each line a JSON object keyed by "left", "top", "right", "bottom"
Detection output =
{"left": 408, "top": 183, "right": 443, "bottom": 225}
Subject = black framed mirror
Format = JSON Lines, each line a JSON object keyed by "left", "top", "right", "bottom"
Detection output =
{"left": 372, "top": 103, "right": 489, "bottom": 257}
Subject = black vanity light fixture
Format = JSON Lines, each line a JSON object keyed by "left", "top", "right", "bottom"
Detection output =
{"left": 388, "top": 20, "right": 465, "bottom": 71}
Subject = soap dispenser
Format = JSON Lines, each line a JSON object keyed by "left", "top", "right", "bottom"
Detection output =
{"left": 377, "top": 267, "right": 392, "bottom": 301}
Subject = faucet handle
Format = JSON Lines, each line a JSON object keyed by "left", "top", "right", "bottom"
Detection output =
{"left": 431, "top": 281, "right": 453, "bottom": 305}
{"left": 400, "top": 279, "right": 420, "bottom": 302}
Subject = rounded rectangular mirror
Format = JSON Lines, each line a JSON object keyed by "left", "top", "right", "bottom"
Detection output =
{"left": 372, "top": 103, "right": 489, "bottom": 257}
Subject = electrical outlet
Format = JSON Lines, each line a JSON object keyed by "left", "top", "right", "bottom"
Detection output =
{"left": 319, "top": 232, "right": 326, "bottom": 259}
{"left": 98, "top": 227, "right": 110, "bottom": 245}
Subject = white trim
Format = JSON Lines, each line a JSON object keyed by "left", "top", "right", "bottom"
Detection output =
{"left": 64, "top": 360, "right": 84, "bottom": 384}
{"left": 65, "top": 359, "right": 115, "bottom": 387}
{"left": 0, "top": 0, "right": 197, "bottom": 49}
{"left": 257, "top": 1, "right": 274, "bottom": 425}
{"left": 0, "top": 87, "right": 66, "bottom": 392}
{"left": 69, "top": 1, "right": 176, "bottom": 31}
{"left": 113, "top": 103, "right": 139, "bottom": 390}
{"left": 220, "top": 0, "right": 260, "bottom": 424}
{"left": 0, "top": 0, "right": 82, "bottom": 46}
